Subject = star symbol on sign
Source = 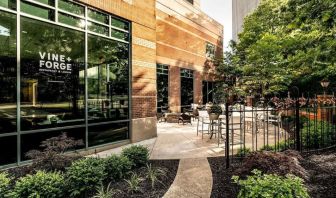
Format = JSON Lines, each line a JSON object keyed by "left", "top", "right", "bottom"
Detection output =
{"left": 67, "top": 57, "right": 72, "bottom": 62}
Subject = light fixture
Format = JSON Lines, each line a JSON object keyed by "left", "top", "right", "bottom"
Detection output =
{"left": 320, "top": 79, "right": 330, "bottom": 88}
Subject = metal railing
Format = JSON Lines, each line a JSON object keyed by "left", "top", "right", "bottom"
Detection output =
{"left": 222, "top": 97, "right": 336, "bottom": 168}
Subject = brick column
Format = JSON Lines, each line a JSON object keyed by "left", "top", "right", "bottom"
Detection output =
{"left": 169, "top": 66, "right": 181, "bottom": 112}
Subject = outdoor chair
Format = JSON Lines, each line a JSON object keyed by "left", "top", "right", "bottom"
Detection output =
{"left": 178, "top": 113, "right": 192, "bottom": 125}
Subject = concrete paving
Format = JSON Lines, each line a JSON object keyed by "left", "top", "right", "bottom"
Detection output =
{"left": 163, "top": 158, "right": 213, "bottom": 198}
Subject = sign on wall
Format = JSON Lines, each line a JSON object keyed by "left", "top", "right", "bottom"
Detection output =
{"left": 39, "top": 52, "right": 72, "bottom": 74}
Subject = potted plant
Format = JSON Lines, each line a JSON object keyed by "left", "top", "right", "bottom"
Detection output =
{"left": 208, "top": 104, "right": 223, "bottom": 120}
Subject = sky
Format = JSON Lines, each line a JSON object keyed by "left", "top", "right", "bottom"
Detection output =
{"left": 200, "top": 0, "right": 232, "bottom": 51}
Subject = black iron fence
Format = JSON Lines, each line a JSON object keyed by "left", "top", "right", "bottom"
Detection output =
{"left": 222, "top": 97, "right": 336, "bottom": 168}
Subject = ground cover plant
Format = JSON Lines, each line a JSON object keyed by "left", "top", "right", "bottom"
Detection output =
{"left": 209, "top": 147, "right": 336, "bottom": 198}
{"left": 0, "top": 135, "right": 179, "bottom": 198}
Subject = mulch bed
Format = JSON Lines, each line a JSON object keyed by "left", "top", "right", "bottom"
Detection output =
{"left": 110, "top": 159, "right": 179, "bottom": 198}
{"left": 208, "top": 147, "right": 336, "bottom": 198}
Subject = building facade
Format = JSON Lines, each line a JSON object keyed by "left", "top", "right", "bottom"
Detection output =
{"left": 0, "top": 0, "right": 222, "bottom": 167}
{"left": 232, "top": 0, "right": 260, "bottom": 41}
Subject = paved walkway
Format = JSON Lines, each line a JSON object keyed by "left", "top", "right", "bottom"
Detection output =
{"left": 163, "top": 158, "right": 213, "bottom": 198}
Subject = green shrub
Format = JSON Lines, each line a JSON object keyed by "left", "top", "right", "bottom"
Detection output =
{"left": 236, "top": 147, "right": 251, "bottom": 157}
{"left": 105, "top": 155, "right": 132, "bottom": 181}
{"left": 12, "top": 171, "right": 64, "bottom": 198}
{"left": 121, "top": 145, "right": 149, "bottom": 168}
{"left": 66, "top": 157, "right": 106, "bottom": 197}
{"left": 143, "top": 164, "right": 167, "bottom": 189}
{"left": 0, "top": 172, "right": 12, "bottom": 198}
{"left": 259, "top": 140, "right": 295, "bottom": 151}
{"left": 233, "top": 169, "right": 309, "bottom": 198}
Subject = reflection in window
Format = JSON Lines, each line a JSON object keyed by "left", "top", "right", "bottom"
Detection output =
{"left": 0, "top": 136, "right": 17, "bottom": 165}
{"left": 21, "top": 1, "right": 55, "bottom": 21}
{"left": 157, "top": 64, "right": 169, "bottom": 112}
{"left": 88, "top": 122, "right": 128, "bottom": 147}
{"left": 20, "top": 17, "right": 85, "bottom": 131}
{"left": 0, "top": 0, "right": 16, "bottom": 10}
{"left": 58, "top": 0, "right": 84, "bottom": 16}
{"left": 0, "top": 11, "right": 16, "bottom": 134}
{"left": 87, "top": 35, "right": 129, "bottom": 123}
{"left": 202, "top": 81, "right": 215, "bottom": 104}
{"left": 180, "top": 69, "right": 193, "bottom": 109}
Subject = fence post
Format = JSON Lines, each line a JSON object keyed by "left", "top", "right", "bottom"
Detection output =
{"left": 225, "top": 102, "right": 230, "bottom": 168}
{"left": 295, "top": 99, "right": 301, "bottom": 151}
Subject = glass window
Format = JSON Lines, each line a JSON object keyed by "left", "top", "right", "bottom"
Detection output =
{"left": 21, "top": 128, "right": 85, "bottom": 160}
{"left": 88, "top": 9, "right": 108, "bottom": 24}
{"left": 88, "top": 22, "right": 109, "bottom": 36}
{"left": 202, "top": 81, "right": 215, "bottom": 104}
{"left": 58, "top": 0, "right": 84, "bottom": 16}
{"left": 180, "top": 69, "right": 193, "bottom": 109}
{"left": 31, "top": 0, "right": 54, "bottom": 6}
{"left": 157, "top": 64, "right": 169, "bottom": 112}
{"left": 111, "top": 29, "right": 129, "bottom": 41}
{"left": 111, "top": 18, "right": 129, "bottom": 31}
{"left": 21, "top": 1, "right": 55, "bottom": 20}
{"left": 0, "top": 0, "right": 16, "bottom": 10}
{"left": 88, "top": 35, "right": 129, "bottom": 123}
{"left": 206, "top": 42, "right": 215, "bottom": 59}
{"left": 0, "top": 135, "right": 17, "bottom": 165}
{"left": 0, "top": 11, "right": 16, "bottom": 134}
{"left": 88, "top": 122, "right": 128, "bottom": 147}
{"left": 58, "top": 13, "right": 85, "bottom": 29}
{"left": 20, "top": 17, "right": 85, "bottom": 131}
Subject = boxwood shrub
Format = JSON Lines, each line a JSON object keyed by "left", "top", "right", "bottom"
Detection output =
{"left": 105, "top": 155, "right": 132, "bottom": 181}
{"left": 121, "top": 145, "right": 149, "bottom": 168}
{"left": 233, "top": 169, "right": 309, "bottom": 198}
{"left": 0, "top": 172, "right": 12, "bottom": 198}
{"left": 12, "top": 171, "right": 64, "bottom": 198}
{"left": 66, "top": 157, "right": 106, "bottom": 197}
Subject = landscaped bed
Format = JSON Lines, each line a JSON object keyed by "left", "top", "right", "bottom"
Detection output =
{"left": 0, "top": 133, "right": 179, "bottom": 198}
{"left": 208, "top": 147, "right": 336, "bottom": 198}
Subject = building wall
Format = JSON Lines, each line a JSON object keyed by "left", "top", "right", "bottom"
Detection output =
{"left": 232, "top": 0, "right": 260, "bottom": 41}
{"left": 156, "top": 0, "right": 223, "bottom": 112}
{"left": 78, "top": 0, "right": 157, "bottom": 143}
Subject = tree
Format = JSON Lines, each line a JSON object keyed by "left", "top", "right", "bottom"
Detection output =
{"left": 217, "top": 0, "right": 336, "bottom": 96}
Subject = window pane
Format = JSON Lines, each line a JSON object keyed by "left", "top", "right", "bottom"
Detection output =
{"left": 0, "top": 11, "right": 16, "bottom": 134}
{"left": 0, "top": 135, "right": 17, "bottom": 165}
{"left": 21, "top": 1, "right": 55, "bottom": 20}
{"left": 31, "top": 0, "right": 54, "bottom": 6}
{"left": 111, "top": 18, "right": 129, "bottom": 31}
{"left": 88, "top": 9, "right": 108, "bottom": 24}
{"left": 58, "top": 0, "right": 84, "bottom": 16}
{"left": 181, "top": 69, "right": 193, "bottom": 108}
{"left": 111, "top": 29, "right": 129, "bottom": 41}
{"left": 88, "top": 22, "right": 109, "bottom": 36}
{"left": 0, "top": 0, "right": 16, "bottom": 10}
{"left": 157, "top": 64, "right": 169, "bottom": 112}
{"left": 58, "top": 12, "right": 85, "bottom": 29}
{"left": 20, "top": 17, "right": 85, "bottom": 131}
{"left": 21, "top": 128, "right": 85, "bottom": 160}
{"left": 88, "top": 35, "right": 129, "bottom": 123}
{"left": 89, "top": 122, "right": 128, "bottom": 147}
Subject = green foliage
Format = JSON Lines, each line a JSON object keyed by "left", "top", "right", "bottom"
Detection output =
{"left": 12, "top": 171, "right": 64, "bottom": 198}
{"left": 143, "top": 164, "right": 167, "bottom": 189}
{"left": 236, "top": 147, "right": 252, "bottom": 157}
{"left": 92, "top": 182, "right": 120, "bottom": 198}
{"left": 218, "top": 0, "right": 336, "bottom": 95}
{"left": 208, "top": 104, "right": 223, "bottom": 114}
{"left": 25, "top": 133, "right": 83, "bottom": 171}
{"left": 104, "top": 155, "right": 132, "bottom": 181}
{"left": 124, "top": 172, "right": 144, "bottom": 194}
{"left": 233, "top": 169, "right": 310, "bottom": 198}
{"left": 260, "top": 140, "right": 295, "bottom": 151}
{"left": 66, "top": 157, "right": 106, "bottom": 197}
{"left": 300, "top": 117, "right": 335, "bottom": 149}
{"left": 121, "top": 145, "right": 149, "bottom": 168}
{"left": 0, "top": 172, "right": 12, "bottom": 198}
